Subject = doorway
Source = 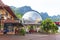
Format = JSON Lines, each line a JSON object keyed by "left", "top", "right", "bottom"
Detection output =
{"left": 4, "top": 23, "right": 14, "bottom": 34}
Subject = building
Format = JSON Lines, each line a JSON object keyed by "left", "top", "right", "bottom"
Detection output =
{"left": 0, "top": 0, "right": 23, "bottom": 34}
{"left": 22, "top": 11, "right": 42, "bottom": 24}
{"left": 22, "top": 11, "right": 42, "bottom": 32}
{"left": 55, "top": 22, "right": 60, "bottom": 26}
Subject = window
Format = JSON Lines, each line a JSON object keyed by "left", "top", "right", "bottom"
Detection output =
{"left": 6, "top": 12, "right": 8, "bottom": 16}
{"left": 0, "top": 14, "right": 1, "bottom": 19}
{"left": 11, "top": 17, "right": 12, "bottom": 19}
{"left": 1, "top": 16, "right": 4, "bottom": 20}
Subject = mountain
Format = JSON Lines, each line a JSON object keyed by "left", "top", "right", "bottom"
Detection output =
{"left": 50, "top": 15, "right": 60, "bottom": 22}
{"left": 16, "top": 6, "right": 33, "bottom": 14}
{"left": 10, "top": 6, "right": 50, "bottom": 20}
{"left": 40, "top": 12, "right": 60, "bottom": 22}
{"left": 10, "top": 6, "right": 33, "bottom": 15}
{"left": 10, "top": 6, "right": 23, "bottom": 18}
{"left": 40, "top": 12, "right": 50, "bottom": 20}
{"left": 10, "top": 6, "right": 16, "bottom": 12}
{"left": 10, "top": 6, "right": 60, "bottom": 22}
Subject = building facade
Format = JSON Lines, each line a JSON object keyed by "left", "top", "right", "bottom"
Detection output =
{"left": 0, "top": 0, "right": 23, "bottom": 34}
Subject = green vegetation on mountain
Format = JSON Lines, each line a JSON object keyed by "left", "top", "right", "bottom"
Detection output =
{"left": 15, "top": 13, "right": 23, "bottom": 19}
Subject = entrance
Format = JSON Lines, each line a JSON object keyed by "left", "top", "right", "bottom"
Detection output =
{"left": 4, "top": 23, "right": 14, "bottom": 34}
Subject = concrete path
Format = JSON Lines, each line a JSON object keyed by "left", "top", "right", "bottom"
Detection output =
{"left": 0, "top": 34, "right": 60, "bottom": 40}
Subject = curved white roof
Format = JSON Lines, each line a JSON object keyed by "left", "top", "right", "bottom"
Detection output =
{"left": 22, "top": 11, "right": 42, "bottom": 24}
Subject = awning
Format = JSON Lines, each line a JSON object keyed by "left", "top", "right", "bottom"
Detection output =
{"left": 4, "top": 19, "right": 19, "bottom": 23}
{"left": 4, "top": 23, "right": 23, "bottom": 27}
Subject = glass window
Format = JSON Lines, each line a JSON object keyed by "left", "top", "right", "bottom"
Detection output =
{"left": 6, "top": 12, "right": 8, "bottom": 16}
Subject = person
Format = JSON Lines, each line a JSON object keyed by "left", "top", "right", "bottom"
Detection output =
{"left": 3, "top": 29, "right": 9, "bottom": 34}
{"left": 15, "top": 28, "right": 18, "bottom": 35}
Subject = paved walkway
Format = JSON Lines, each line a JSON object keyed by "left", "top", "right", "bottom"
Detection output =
{"left": 0, "top": 34, "right": 60, "bottom": 40}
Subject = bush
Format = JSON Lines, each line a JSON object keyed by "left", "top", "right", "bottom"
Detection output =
{"left": 29, "top": 26, "right": 34, "bottom": 30}
{"left": 19, "top": 28, "right": 26, "bottom": 35}
{"left": 41, "top": 18, "right": 58, "bottom": 34}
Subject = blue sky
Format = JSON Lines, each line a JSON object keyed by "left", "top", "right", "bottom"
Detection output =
{"left": 2, "top": 0, "right": 60, "bottom": 16}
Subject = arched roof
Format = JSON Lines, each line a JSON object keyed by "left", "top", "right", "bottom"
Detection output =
{"left": 22, "top": 11, "right": 42, "bottom": 24}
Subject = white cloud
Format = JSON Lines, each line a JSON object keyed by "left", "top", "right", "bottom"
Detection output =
{"left": 2, "top": 0, "right": 60, "bottom": 16}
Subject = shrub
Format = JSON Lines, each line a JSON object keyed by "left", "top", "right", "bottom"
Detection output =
{"left": 41, "top": 18, "right": 58, "bottom": 34}
{"left": 19, "top": 28, "right": 26, "bottom": 35}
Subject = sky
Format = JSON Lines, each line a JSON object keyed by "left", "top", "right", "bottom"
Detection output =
{"left": 2, "top": 0, "right": 60, "bottom": 16}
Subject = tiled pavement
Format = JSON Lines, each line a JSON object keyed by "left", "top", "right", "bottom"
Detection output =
{"left": 0, "top": 34, "right": 60, "bottom": 40}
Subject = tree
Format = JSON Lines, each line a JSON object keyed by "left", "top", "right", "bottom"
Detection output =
{"left": 15, "top": 13, "right": 23, "bottom": 19}
{"left": 41, "top": 18, "right": 58, "bottom": 33}
{"left": 19, "top": 28, "right": 26, "bottom": 35}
